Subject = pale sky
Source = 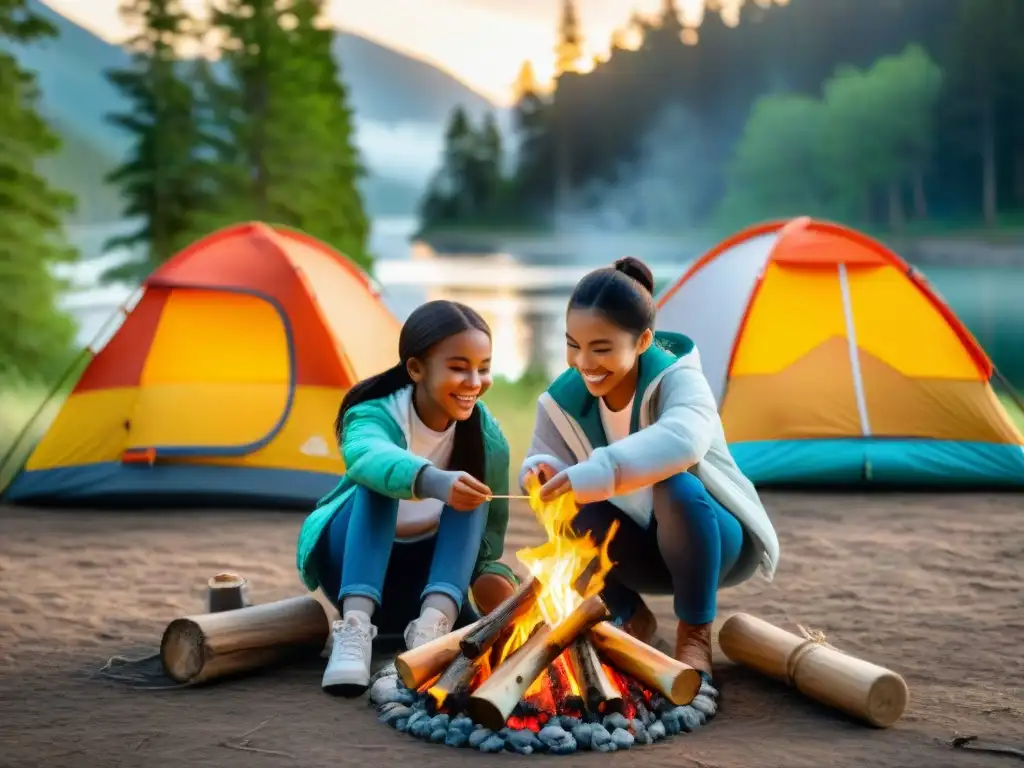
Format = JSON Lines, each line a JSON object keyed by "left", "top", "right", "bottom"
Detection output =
{"left": 41, "top": 0, "right": 721, "bottom": 104}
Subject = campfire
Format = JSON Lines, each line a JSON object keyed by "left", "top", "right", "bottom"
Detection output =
{"left": 370, "top": 480, "right": 719, "bottom": 754}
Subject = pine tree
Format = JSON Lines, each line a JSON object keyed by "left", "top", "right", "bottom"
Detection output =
{"left": 555, "top": 0, "right": 583, "bottom": 76}
{"left": 0, "top": 0, "right": 79, "bottom": 382}
{"left": 474, "top": 112, "right": 504, "bottom": 214}
{"left": 102, "top": 0, "right": 206, "bottom": 283}
{"left": 510, "top": 61, "right": 554, "bottom": 218}
{"left": 204, "top": 0, "right": 370, "bottom": 266}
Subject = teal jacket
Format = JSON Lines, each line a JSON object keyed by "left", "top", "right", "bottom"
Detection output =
{"left": 296, "top": 390, "right": 518, "bottom": 592}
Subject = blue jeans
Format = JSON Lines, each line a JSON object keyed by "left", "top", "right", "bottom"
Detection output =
{"left": 312, "top": 485, "right": 486, "bottom": 636}
{"left": 571, "top": 471, "right": 746, "bottom": 626}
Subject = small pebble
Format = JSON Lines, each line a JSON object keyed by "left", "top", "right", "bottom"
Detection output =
{"left": 603, "top": 712, "right": 629, "bottom": 732}
{"left": 478, "top": 734, "right": 506, "bottom": 753}
{"left": 571, "top": 723, "right": 594, "bottom": 750}
{"left": 559, "top": 715, "right": 581, "bottom": 730}
{"left": 410, "top": 717, "right": 433, "bottom": 738}
{"left": 611, "top": 727, "right": 634, "bottom": 750}
{"left": 630, "top": 718, "right": 644, "bottom": 733}
{"left": 430, "top": 728, "right": 447, "bottom": 743}
{"left": 699, "top": 680, "right": 719, "bottom": 699}
{"left": 649, "top": 694, "right": 669, "bottom": 713}
{"left": 450, "top": 715, "right": 475, "bottom": 735}
{"left": 634, "top": 728, "right": 653, "bottom": 745}
{"left": 428, "top": 714, "right": 450, "bottom": 731}
{"left": 648, "top": 720, "right": 667, "bottom": 741}
{"left": 468, "top": 728, "right": 494, "bottom": 749}
{"left": 444, "top": 727, "right": 469, "bottom": 748}
{"left": 394, "top": 717, "right": 410, "bottom": 732}
{"left": 369, "top": 674, "right": 402, "bottom": 706}
{"left": 691, "top": 694, "right": 717, "bottom": 717}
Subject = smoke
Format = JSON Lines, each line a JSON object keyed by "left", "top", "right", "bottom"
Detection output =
{"left": 556, "top": 103, "right": 714, "bottom": 236}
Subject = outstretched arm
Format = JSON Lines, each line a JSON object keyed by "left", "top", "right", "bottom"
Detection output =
{"left": 518, "top": 400, "right": 576, "bottom": 491}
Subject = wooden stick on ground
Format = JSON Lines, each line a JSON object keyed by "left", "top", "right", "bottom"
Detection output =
{"left": 394, "top": 620, "right": 481, "bottom": 691}
{"left": 468, "top": 594, "right": 610, "bottom": 730}
{"left": 460, "top": 576, "right": 542, "bottom": 659}
{"left": 567, "top": 637, "right": 623, "bottom": 715}
{"left": 160, "top": 595, "right": 329, "bottom": 685}
{"left": 588, "top": 621, "right": 701, "bottom": 706}
{"left": 425, "top": 652, "right": 478, "bottom": 713}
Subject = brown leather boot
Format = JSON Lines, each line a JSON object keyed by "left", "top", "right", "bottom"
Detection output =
{"left": 675, "top": 620, "right": 713, "bottom": 677}
{"left": 621, "top": 600, "right": 658, "bottom": 645}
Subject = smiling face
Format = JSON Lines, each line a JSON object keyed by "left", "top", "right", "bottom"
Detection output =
{"left": 407, "top": 328, "right": 493, "bottom": 430}
{"left": 566, "top": 308, "right": 653, "bottom": 410}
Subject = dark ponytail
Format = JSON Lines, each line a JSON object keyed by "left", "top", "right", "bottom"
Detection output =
{"left": 567, "top": 256, "right": 656, "bottom": 336}
{"left": 335, "top": 300, "right": 491, "bottom": 482}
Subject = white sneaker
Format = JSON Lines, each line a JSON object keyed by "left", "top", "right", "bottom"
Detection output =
{"left": 403, "top": 607, "right": 451, "bottom": 650}
{"left": 322, "top": 611, "right": 377, "bottom": 695}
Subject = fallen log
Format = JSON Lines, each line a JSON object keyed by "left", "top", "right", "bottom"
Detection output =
{"left": 468, "top": 594, "right": 610, "bottom": 730}
{"left": 395, "top": 620, "right": 481, "bottom": 691}
{"left": 589, "top": 621, "right": 701, "bottom": 706}
{"left": 567, "top": 637, "right": 623, "bottom": 715}
{"left": 160, "top": 595, "right": 328, "bottom": 685}
{"left": 425, "top": 652, "right": 477, "bottom": 713}
{"left": 718, "top": 613, "right": 909, "bottom": 728}
{"left": 460, "top": 576, "right": 542, "bottom": 659}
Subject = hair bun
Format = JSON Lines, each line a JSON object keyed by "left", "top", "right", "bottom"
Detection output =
{"left": 613, "top": 257, "right": 654, "bottom": 295}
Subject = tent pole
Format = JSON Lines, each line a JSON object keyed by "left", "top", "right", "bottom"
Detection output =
{"left": 993, "top": 367, "right": 1024, "bottom": 422}
{"left": 0, "top": 290, "right": 142, "bottom": 495}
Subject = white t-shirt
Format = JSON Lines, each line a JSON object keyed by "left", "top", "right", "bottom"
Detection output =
{"left": 598, "top": 395, "right": 654, "bottom": 521}
{"left": 396, "top": 404, "right": 456, "bottom": 539}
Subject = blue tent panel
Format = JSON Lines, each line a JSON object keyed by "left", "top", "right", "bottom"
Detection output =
{"left": 731, "top": 439, "right": 1024, "bottom": 488}
{"left": 2, "top": 462, "right": 337, "bottom": 509}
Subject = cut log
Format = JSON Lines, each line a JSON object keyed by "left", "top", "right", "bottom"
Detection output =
{"left": 567, "top": 637, "right": 623, "bottom": 715}
{"left": 425, "top": 652, "right": 477, "bottom": 713}
{"left": 468, "top": 594, "right": 610, "bottom": 730}
{"left": 395, "top": 620, "right": 481, "bottom": 691}
{"left": 589, "top": 621, "right": 701, "bottom": 706}
{"left": 206, "top": 572, "right": 250, "bottom": 613}
{"left": 160, "top": 595, "right": 328, "bottom": 685}
{"left": 718, "top": 613, "right": 909, "bottom": 728}
{"left": 460, "top": 576, "right": 542, "bottom": 659}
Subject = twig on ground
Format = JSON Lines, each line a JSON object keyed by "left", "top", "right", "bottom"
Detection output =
{"left": 219, "top": 717, "right": 296, "bottom": 760}
{"left": 133, "top": 733, "right": 161, "bottom": 751}
{"left": 949, "top": 735, "right": 1024, "bottom": 760}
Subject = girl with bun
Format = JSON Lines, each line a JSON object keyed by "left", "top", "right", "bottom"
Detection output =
{"left": 519, "top": 257, "right": 779, "bottom": 684}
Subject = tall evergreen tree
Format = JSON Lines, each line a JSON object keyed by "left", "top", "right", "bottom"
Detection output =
{"left": 204, "top": 0, "right": 370, "bottom": 267}
{"left": 0, "top": 0, "right": 78, "bottom": 382}
{"left": 419, "top": 106, "right": 477, "bottom": 227}
{"left": 554, "top": 0, "right": 583, "bottom": 76}
{"left": 102, "top": 0, "right": 205, "bottom": 283}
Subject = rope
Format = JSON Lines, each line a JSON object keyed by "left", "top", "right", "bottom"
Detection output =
{"left": 784, "top": 623, "right": 834, "bottom": 686}
{"left": 93, "top": 651, "right": 188, "bottom": 691}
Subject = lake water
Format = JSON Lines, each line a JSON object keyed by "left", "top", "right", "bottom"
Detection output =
{"left": 62, "top": 217, "right": 1024, "bottom": 388}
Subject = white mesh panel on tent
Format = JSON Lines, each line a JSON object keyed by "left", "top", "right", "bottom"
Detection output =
{"left": 657, "top": 232, "right": 778, "bottom": 403}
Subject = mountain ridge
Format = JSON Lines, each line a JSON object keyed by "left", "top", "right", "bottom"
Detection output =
{"left": 6, "top": 0, "right": 499, "bottom": 224}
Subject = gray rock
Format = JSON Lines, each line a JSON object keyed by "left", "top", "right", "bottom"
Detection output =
{"left": 558, "top": 715, "right": 581, "bottom": 731}
{"left": 468, "top": 728, "right": 495, "bottom": 749}
{"left": 369, "top": 662, "right": 398, "bottom": 683}
{"left": 406, "top": 710, "right": 428, "bottom": 728}
{"left": 648, "top": 719, "right": 667, "bottom": 741}
{"left": 691, "top": 694, "right": 717, "bottom": 717}
{"left": 478, "top": 734, "right": 506, "bottom": 753}
{"left": 450, "top": 715, "right": 475, "bottom": 735}
{"left": 674, "top": 704, "right": 707, "bottom": 731}
{"left": 505, "top": 728, "right": 542, "bottom": 755}
{"left": 430, "top": 728, "right": 448, "bottom": 743}
{"left": 699, "top": 680, "right": 718, "bottom": 699}
{"left": 634, "top": 728, "right": 653, "bottom": 745}
{"left": 611, "top": 727, "right": 635, "bottom": 749}
{"left": 538, "top": 724, "right": 575, "bottom": 754}
{"left": 603, "top": 712, "right": 630, "bottom": 732}
{"left": 410, "top": 716, "right": 433, "bottom": 738}
{"left": 590, "top": 723, "right": 613, "bottom": 750}
{"left": 380, "top": 704, "right": 412, "bottom": 726}
{"left": 444, "top": 727, "right": 469, "bottom": 748}
{"left": 630, "top": 718, "right": 645, "bottom": 733}
{"left": 394, "top": 718, "right": 410, "bottom": 732}
{"left": 571, "top": 723, "right": 594, "bottom": 750}
{"left": 369, "top": 674, "right": 402, "bottom": 707}
{"left": 427, "top": 714, "right": 450, "bottom": 732}
{"left": 661, "top": 709, "right": 681, "bottom": 735}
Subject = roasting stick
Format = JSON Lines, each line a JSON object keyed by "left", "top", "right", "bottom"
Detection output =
{"left": 487, "top": 494, "right": 531, "bottom": 500}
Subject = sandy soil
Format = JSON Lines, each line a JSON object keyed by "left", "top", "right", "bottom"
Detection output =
{"left": 1, "top": 493, "right": 1022, "bottom": 768}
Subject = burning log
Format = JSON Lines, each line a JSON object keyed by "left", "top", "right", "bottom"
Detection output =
{"left": 589, "top": 621, "right": 701, "bottom": 706}
{"left": 460, "top": 576, "right": 542, "bottom": 659}
{"left": 567, "top": 637, "right": 624, "bottom": 715}
{"left": 426, "top": 652, "right": 477, "bottom": 713}
{"left": 395, "top": 620, "right": 481, "bottom": 691}
{"left": 468, "top": 594, "right": 610, "bottom": 730}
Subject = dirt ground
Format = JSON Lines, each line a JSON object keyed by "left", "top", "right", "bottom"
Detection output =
{"left": 1, "top": 492, "right": 1022, "bottom": 768}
